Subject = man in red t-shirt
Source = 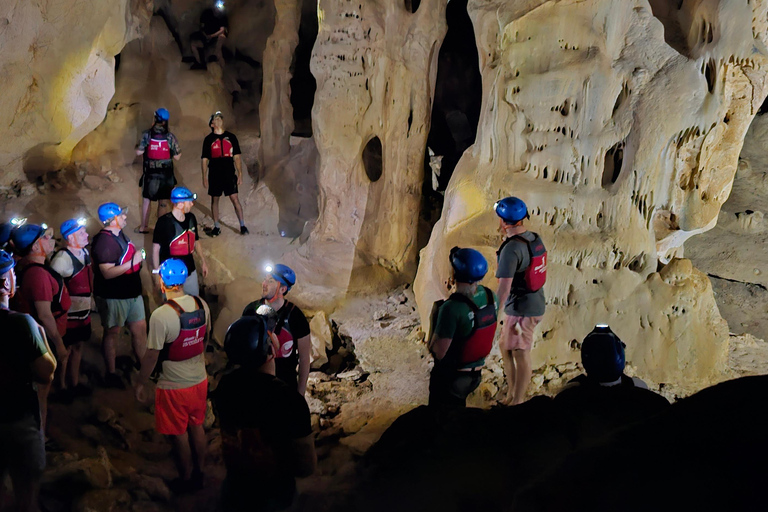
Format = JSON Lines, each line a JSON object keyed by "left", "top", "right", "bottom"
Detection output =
{"left": 10, "top": 223, "right": 71, "bottom": 433}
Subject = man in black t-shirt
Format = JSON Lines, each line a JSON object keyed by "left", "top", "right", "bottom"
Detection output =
{"left": 91, "top": 203, "right": 148, "bottom": 388}
{"left": 242, "top": 264, "right": 311, "bottom": 395}
{"left": 214, "top": 315, "right": 315, "bottom": 511}
{"left": 190, "top": 2, "right": 228, "bottom": 69}
{"left": 0, "top": 249, "right": 56, "bottom": 511}
{"left": 152, "top": 186, "right": 209, "bottom": 296}
{"left": 201, "top": 111, "right": 248, "bottom": 236}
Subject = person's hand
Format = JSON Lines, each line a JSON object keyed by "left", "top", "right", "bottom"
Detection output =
{"left": 237, "top": 174, "right": 242, "bottom": 186}
{"left": 269, "top": 332, "right": 280, "bottom": 354}
{"left": 201, "top": 261, "right": 209, "bottom": 278}
{"left": 55, "top": 342, "right": 70, "bottom": 364}
{"left": 153, "top": 273, "right": 162, "bottom": 290}
{"left": 134, "top": 382, "right": 147, "bottom": 404}
{"left": 132, "top": 251, "right": 143, "bottom": 267}
{"left": 203, "top": 177, "right": 208, "bottom": 188}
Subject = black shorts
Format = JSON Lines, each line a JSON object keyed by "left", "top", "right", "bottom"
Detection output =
{"left": 142, "top": 168, "right": 176, "bottom": 201}
{"left": 63, "top": 323, "right": 92, "bottom": 347}
{"left": 208, "top": 172, "right": 238, "bottom": 197}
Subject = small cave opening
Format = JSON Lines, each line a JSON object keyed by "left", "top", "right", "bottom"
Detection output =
{"left": 289, "top": 0, "right": 319, "bottom": 137}
{"left": 405, "top": 0, "right": 421, "bottom": 13}
{"left": 420, "top": 0, "right": 481, "bottom": 245}
{"left": 704, "top": 58, "right": 716, "bottom": 94}
{"left": 647, "top": 0, "right": 691, "bottom": 57}
{"left": 601, "top": 141, "right": 625, "bottom": 188}
{"left": 363, "top": 136, "right": 383, "bottom": 182}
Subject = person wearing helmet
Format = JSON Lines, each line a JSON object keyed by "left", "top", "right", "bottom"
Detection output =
{"left": 49, "top": 218, "right": 94, "bottom": 399}
{"left": 494, "top": 196, "right": 547, "bottom": 406}
{"left": 152, "top": 186, "right": 209, "bottom": 296}
{"left": 201, "top": 111, "right": 248, "bottom": 236}
{"left": 135, "top": 108, "right": 182, "bottom": 234}
{"left": 0, "top": 249, "right": 57, "bottom": 512}
{"left": 10, "top": 223, "right": 71, "bottom": 433}
{"left": 427, "top": 247, "right": 498, "bottom": 407}
{"left": 189, "top": 1, "right": 229, "bottom": 69}
{"left": 213, "top": 315, "right": 316, "bottom": 510}
{"left": 134, "top": 258, "right": 211, "bottom": 493}
{"left": 242, "top": 263, "right": 312, "bottom": 395}
{"left": 91, "top": 203, "right": 147, "bottom": 389}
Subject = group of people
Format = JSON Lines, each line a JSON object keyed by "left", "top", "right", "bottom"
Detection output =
{"left": 0, "top": 195, "right": 315, "bottom": 510}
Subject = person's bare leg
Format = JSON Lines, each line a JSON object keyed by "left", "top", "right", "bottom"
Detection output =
{"left": 8, "top": 469, "right": 41, "bottom": 512}
{"left": 141, "top": 198, "right": 151, "bottom": 231}
{"left": 56, "top": 349, "right": 69, "bottom": 390}
{"left": 68, "top": 343, "right": 82, "bottom": 388}
{"left": 103, "top": 326, "right": 121, "bottom": 374}
{"left": 37, "top": 384, "right": 50, "bottom": 434}
{"left": 511, "top": 349, "right": 532, "bottom": 405}
{"left": 188, "top": 423, "right": 207, "bottom": 473}
{"left": 211, "top": 196, "right": 221, "bottom": 225}
{"left": 229, "top": 194, "right": 244, "bottom": 226}
{"left": 127, "top": 320, "right": 147, "bottom": 362}
{"left": 171, "top": 432, "right": 194, "bottom": 480}
{"left": 214, "top": 35, "right": 226, "bottom": 63}
{"left": 501, "top": 348, "right": 516, "bottom": 405}
{"left": 191, "top": 41, "right": 204, "bottom": 65}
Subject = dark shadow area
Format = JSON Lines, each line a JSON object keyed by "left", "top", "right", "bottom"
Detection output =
{"left": 602, "top": 140, "right": 625, "bottom": 188}
{"left": 362, "top": 137, "right": 383, "bottom": 182}
{"left": 648, "top": 0, "right": 691, "bottom": 57}
{"left": 404, "top": 0, "right": 421, "bottom": 13}
{"left": 290, "top": 0, "right": 319, "bottom": 137}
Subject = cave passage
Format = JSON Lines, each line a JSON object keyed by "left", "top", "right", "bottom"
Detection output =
{"left": 289, "top": 0, "right": 319, "bottom": 137}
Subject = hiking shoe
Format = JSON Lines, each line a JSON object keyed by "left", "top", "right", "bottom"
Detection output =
{"left": 103, "top": 372, "right": 125, "bottom": 389}
{"left": 240, "top": 226, "right": 249, "bottom": 235}
{"left": 208, "top": 226, "right": 221, "bottom": 237}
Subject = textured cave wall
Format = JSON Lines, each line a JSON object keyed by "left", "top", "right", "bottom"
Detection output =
{"left": 0, "top": 0, "right": 151, "bottom": 187}
{"left": 414, "top": 0, "right": 768, "bottom": 388}
{"left": 283, "top": 0, "right": 448, "bottom": 307}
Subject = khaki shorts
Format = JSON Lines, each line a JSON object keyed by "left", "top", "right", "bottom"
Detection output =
{"left": 96, "top": 296, "right": 146, "bottom": 329}
{"left": 500, "top": 315, "right": 543, "bottom": 351}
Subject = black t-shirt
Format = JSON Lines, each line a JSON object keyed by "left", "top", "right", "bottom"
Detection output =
{"left": 201, "top": 131, "right": 241, "bottom": 178}
{"left": 242, "top": 299, "right": 310, "bottom": 388}
{"left": 91, "top": 230, "right": 143, "bottom": 299}
{"left": 200, "top": 7, "right": 228, "bottom": 36}
{"left": 153, "top": 212, "right": 199, "bottom": 274}
{"left": 0, "top": 309, "right": 48, "bottom": 424}
{"left": 213, "top": 370, "right": 311, "bottom": 507}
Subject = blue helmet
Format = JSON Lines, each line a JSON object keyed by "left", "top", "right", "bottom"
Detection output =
{"left": 581, "top": 325, "right": 626, "bottom": 383}
{"left": 154, "top": 108, "right": 170, "bottom": 123}
{"left": 61, "top": 218, "right": 87, "bottom": 239}
{"left": 11, "top": 224, "right": 47, "bottom": 254}
{"left": 224, "top": 316, "right": 271, "bottom": 368}
{"left": 495, "top": 196, "right": 528, "bottom": 223}
{"left": 449, "top": 247, "right": 488, "bottom": 283}
{"left": 98, "top": 203, "right": 123, "bottom": 224}
{"left": 170, "top": 186, "right": 197, "bottom": 204}
{"left": 0, "top": 250, "right": 15, "bottom": 275}
{"left": 268, "top": 263, "right": 296, "bottom": 291}
{"left": 159, "top": 258, "right": 188, "bottom": 287}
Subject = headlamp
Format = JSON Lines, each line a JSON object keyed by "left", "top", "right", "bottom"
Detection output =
{"left": 215, "top": 1, "right": 225, "bottom": 10}
{"left": 41, "top": 223, "right": 48, "bottom": 230}
{"left": 265, "top": 264, "right": 273, "bottom": 273}
{"left": 77, "top": 218, "right": 87, "bottom": 227}
{"left": 10, "top": 217, "right": 26, "bottom": 227}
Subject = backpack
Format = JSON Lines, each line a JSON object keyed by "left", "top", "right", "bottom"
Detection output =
{"left": 497, "top": 232, "right": 547, "bottom": 292}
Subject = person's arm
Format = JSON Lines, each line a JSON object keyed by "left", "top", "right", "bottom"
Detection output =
{"left": 99, "top": 251, "right": 143, "bottom": 280}
{"left": 496, "top": 277, "right": 513, "bottom": 316}
{"left": 234, "top": 154, "right": 243, "bottom": 185}
{"left": 173, "top": 153, "right": 182, "bottom": 161}
{"left": 289, "top": 434, "right": 317, "bottom": 477}
{"left": 428, "top": 335, "right": 452, "bottom": 361}
{"left": 30, "top": 323, "right": 56, "bottom": 384}
{"left": 34, "top": 301, "right": 67, "bottom": 361}
{"left": 427, "top": 303, "right": 456, "bottom": 360}
{"left": 134, "top": 348, "right": 160, "bottom": 403}
{"left": 152, "top": 243, "right": 161, "bottom": 271}
{"left": 296, "top": 335, "right": 311, "bottom": 395}
{"left": 136, "top": 133, "right": 147, "bottom": 156}
{"left": 201, "top": 158, "right": 209, "bottom": 188}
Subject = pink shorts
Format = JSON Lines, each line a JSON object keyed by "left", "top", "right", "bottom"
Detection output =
{"left": 155, "top": 380, "right": 208, "bottom": 436}
{"left": 500, "top": 315, "right": 543, "bottom": 351}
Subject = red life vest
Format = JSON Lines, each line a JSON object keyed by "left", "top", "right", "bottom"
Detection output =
{"left": 147, "top": 132, "right": 171, "bottom": 160}
{"left": 433, "top": 286, "right": 497, "bottom": 367}
{"left": 169, "top": 218, "right": 196, "bottom": 257}
{"left": 108, "top": 231, "right": 142, "bottom": 274}
{"left": 210, "top": 136, "right": 234, "bottom": 159}
{"left": 163, "top": 297, "right": 207, "bottom": 362}
{"left": 497, "top": 232, "right": 547, "bottom": 293}
{"left": 58, "top": 249, "right": 93, "bottom": 328}
{"left": 272, "top": 302, "right": 296, "bottom": 360}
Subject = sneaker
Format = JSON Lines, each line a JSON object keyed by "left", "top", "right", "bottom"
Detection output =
{"left": 208, "top": 226, "right": 221, "bottom": 237}
{"left": 240, "top": 225, "right": 249, "bottom": 235}
{"left": 103, "top": 372, "right": 125, "bottom": 389}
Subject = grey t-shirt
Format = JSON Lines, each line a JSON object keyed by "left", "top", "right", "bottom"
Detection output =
{"left": 495, "top": 231, "right": 546, "bottom": 317}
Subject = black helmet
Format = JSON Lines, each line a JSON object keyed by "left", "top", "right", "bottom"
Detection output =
{"left": 581, "top": 324, "right": 626, "bottom": 383}
{"left": 224, "top": 316, "right": 271, "bottom": 368}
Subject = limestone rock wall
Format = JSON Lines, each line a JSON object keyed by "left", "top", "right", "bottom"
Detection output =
{"left": 415, "top": 0, "right": 768, "bottom": 388}
{"left": 0, "top": 0, "right": 151, "bottom": 187}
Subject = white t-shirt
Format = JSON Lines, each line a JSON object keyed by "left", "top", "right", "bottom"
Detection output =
{"left": 50, "top": 248, "right": 92, "bottom": 315}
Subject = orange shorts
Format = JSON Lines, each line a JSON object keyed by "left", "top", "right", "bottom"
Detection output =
{"left": 155, "top": 380, "right": 208, "bottom": 436}
{"left": 500, "top": 315, "right": 543, "bottom": 351}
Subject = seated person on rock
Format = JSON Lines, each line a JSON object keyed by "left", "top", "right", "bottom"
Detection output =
{"left": 213, "top": 314, "right": 316, "bottom": 511}
{"left": 190, "top": 0, "right": 228, "bottom": 69}
{"left": 0, "top": 250, "right": 57, "bottom": 512}
{"left": 428, "top": 247, "right": 498, "bottom": 408}
{"left": 555, "top": 325, "right": 670, "bottom": 445}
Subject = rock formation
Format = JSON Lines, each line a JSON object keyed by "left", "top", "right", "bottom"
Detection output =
{"left": 415, "top": 0, "right": 768, "bottom": 388}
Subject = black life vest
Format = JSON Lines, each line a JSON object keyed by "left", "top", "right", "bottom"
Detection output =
{"left": 497, "top": 232, "right": 547, "bottom": 293}
{"left": 57, "top": 249, "right": 93, "bottom": 327}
